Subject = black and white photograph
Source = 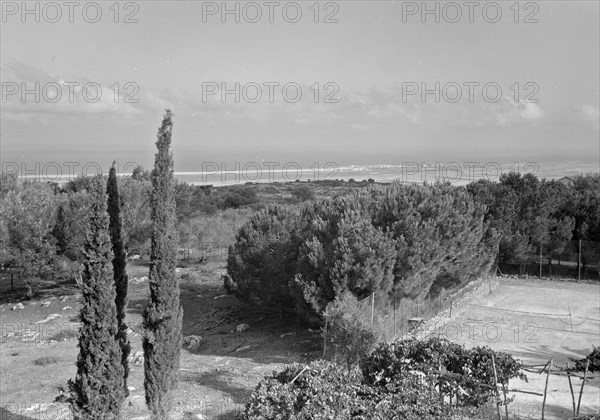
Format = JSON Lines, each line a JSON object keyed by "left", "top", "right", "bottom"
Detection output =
{"left": 1, "top": 1, "right": 599, "bottom": 419}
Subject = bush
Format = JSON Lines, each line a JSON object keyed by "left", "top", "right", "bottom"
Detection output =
{"left": 323, "top": 292, "right": 380, "bottom": 368}
{"left": 572, "top": 346, "right": 600, "bottom": 373}
{"left": 34, "top": 356, "right": 59, "bottom": 366}
{"left": 241, "top": 360, "right": 449, "bottom": 420}
{"left": 360, "top": 336, "right": 526, "bottom": 408}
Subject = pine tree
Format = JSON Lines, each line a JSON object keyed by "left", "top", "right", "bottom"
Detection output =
{"left": 143, "top": 110, "right": 183, "bottom": 419}
{"left": 107, "top": 162, "right": 131, "bottom": 396}
{"left": 69, "top": 175, "right": 125, "bottom": 419}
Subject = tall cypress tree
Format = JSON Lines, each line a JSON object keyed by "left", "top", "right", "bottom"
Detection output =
{"left": 107, "top": 162, "right": 131, "bottom": 396}
{"left": 143, "top": 109, "right": 183, "bottom": 419}
{"left": 69, "top": 175, "right": 125, "bottom": 419}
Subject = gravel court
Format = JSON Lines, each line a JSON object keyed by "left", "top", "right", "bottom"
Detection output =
{"left": 426, "top": 277, "right": 600, "bottom": 419}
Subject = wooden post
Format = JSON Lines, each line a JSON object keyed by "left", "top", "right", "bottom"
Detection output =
{"left": 578, "top": 239, "right": 582, "bottom": 281}
{"left": 568, "top": 372, "right": 576, "bottom": 415}
{"left": 393, "top": 291, "right": 397, "bottom": 340}
{"left": 568, "top": 306, "right": 573, "bottom": 332}
{"left": 539, "top": 242, "right": 543, "bottom": 279}
{"left": 501, "top": 383, "right": 509, "bottom": 420}
{"left": 491, "top": 354, "right": 502, "bottom": 420}
{"left": 576, "top": 359, "right": 590, "bottom": 415}
{"left": 370, "top": 292, "right": 375, "bottom": 325}
{"left": 541, "top": 359, "right": 552, "bottom": 420}
{"left": 322, "top": 308, "right": 328, "bottom": 359}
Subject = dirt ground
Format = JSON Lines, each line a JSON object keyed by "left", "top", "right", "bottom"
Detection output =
{"left": 0, "top": 258, "right": 321, "bottom": 420}
{"left": 422, "top": 276, "right": 600, "bottom": 420}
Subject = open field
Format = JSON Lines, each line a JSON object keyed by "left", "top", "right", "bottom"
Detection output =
{"left": 0, "top": 259, "right": 321, "bottom": 420}
{"left": 425, "top": 276, "right": 600, "bottom": 419}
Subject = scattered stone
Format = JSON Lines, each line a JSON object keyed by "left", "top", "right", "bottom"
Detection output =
{"left": 235, "top": 345, "right": 252, "bottom": 352}
{"left": 236, "top": 323, "right": 250, "bottom": 333}
{"left": 130, "top": 277, "right": 148, "bottom": 284}
{"left": 182, "top": 335, "right": 203, "bottom": 352}
{"left": 280, "top": 332, "right": 294, "bottom": 338}
{"left": 36, "top": 313, "right": 62, "bottom": 324}
{"left": 62, "top": 306, "right": 72, "bottom": 311}
{"left": 127, "top": 386, "right": 136, "bottom": 392}
{"left": 175, "top": 267, "right": 182, "bottom": 273}
{"left": 11, "top": 303, "right": 24, "bottom": 310}
{"left": 213, "top": 294, "right": 228, "bottom": 300}
{"left": 41, "top": 301, "right": 51, "bottom": 307}
{"left": 194, "top": 414, "right": 208, "bottom": 420}
{"left": 130, "top": 351, "right": 144, "bottom": 365}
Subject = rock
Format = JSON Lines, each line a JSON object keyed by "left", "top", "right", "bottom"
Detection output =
{"left": 213, "top": 294, "right": 228, "bottom": 300}
{"left": 36, "top": 314, "right": 62, "bottom": 324}
{"left": 280, "top": 332, "right": 294, "bottom": 338}
{"left": 62, "top": 306, "right": 72, "bottom": 311}
{"left": 194, "top": 415, "right": 207, "bottom": 420}
{"left": 11, "top": 303, "right": 25, "bottom": 310}
{"left": 235, "top": 345, "right": 251, "bottom": 352}
{"left": 236, "top": 323, "right": 249, "bottom": 333}
{"left": 41, "top": 301, "right": 51, "bottom": 307}
{"left": 182, "top": 335, "right": 203, "bottom": 352}
{"left": 127, "top": 386, "right": 136, "bottom": 392}
{"left": 175, "top": 267, "right": 182, "bottom": 273}
{"left": 130, "top": 351, "right": 144, "bottom": 365}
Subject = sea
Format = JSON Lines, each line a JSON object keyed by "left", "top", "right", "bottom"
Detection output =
{"left": 172, "top": 161, "right": 599, "bottom": 187}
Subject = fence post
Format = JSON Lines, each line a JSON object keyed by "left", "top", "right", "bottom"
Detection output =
{"left": 541, "top": 358, "right": 552, "bottom": 420}
{"left": 370, "top": 292, "right": 375, "bottom": 325}
{"left": 539, "top": 242, "right": 543, "bottom": 279}
{"left": 491, "top": 354, "right": 502, "bottom": 420}
{"left": 393, "top": 291, "right": 397, "bottom": 340}
{"left": 568, "top": 306, "right": 573, "bottom": 332}
{"left": 576, "top": 359, "right": 590, "bottom": 415}
{"left": 578, "top": 239, "right": 582, "bottom": 281}
{"left": 322, "top": 308, "right": 328, "bottom": 359}
{"left": 568, "top": 371, "right": 576, "bottom": 415}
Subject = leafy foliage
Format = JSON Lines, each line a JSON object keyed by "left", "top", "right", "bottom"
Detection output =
{"left": 572, "top": 346, "right": 600, "bottom": 373}
{"left": 0, "top": 180, "right": 58, "bottom": 297}
{"left": 242, "top": 336, "right": 526, "bottom": 420}
{"left": 360, "top": 336, "right": 526, "bottom": 408}
{"left": 323, "top": 292, "right": 380, "bottom": 369}
{"left": 228, "top": 182, "right": 494, "bottom": 323}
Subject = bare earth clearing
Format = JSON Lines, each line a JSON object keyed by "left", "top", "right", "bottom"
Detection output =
{"left": 1, "top": 259, "right": 321, "bottom": 420}
{"left": 1, "top": 263, "right": 599, "bottom": 420}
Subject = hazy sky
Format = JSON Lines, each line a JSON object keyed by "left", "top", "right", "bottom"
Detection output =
{"left": 1, "top": 0, "right": 599, "bottom": 174}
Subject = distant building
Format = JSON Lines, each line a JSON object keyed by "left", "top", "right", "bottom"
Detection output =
{"left": 556, "top": 176, "right": 574, "bottom": 187}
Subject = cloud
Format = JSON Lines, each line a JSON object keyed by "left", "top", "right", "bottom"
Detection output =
{"left": 0, "top": 61, "right": 165, "bottom": 124}
{"left": 580, "top": 104, "right": 600, "bottom": 131}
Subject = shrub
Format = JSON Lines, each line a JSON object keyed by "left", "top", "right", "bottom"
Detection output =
{"left": 323, "top": 292, "right": 380, "bottom": 369}
{"left": 243, "top": 361, "right": 363, "bottom": 420}
{"left": 34, "top": 356, "right": 59, "bottom": 366}
{"left": 572, "top": 346, "right": 600, "bottom": 373}
{"left": 241, "top": 360, "right": 449, "bottom": 420}
{"left": 360, "top": 337, "right": 526, "bottom": 408}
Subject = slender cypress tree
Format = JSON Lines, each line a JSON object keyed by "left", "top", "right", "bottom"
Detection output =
{"left": 143, "top": 109, "right": 183, "bottom": 419}
{"left": 107, "top": 162, "right": 131, "bottom": 396}
{"left": 69, "top": 175, "right": 125, "bottom": 419}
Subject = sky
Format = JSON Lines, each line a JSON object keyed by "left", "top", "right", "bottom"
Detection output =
{"left": 1, "top": 0, "right": 599, "bottom": 176}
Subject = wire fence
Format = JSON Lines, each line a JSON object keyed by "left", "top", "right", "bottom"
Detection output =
{"left": 500, "top": 239, "right": 600, "bottom": 280}
{"left": 345, "top": 276, "right": 492, "bottom": 344}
